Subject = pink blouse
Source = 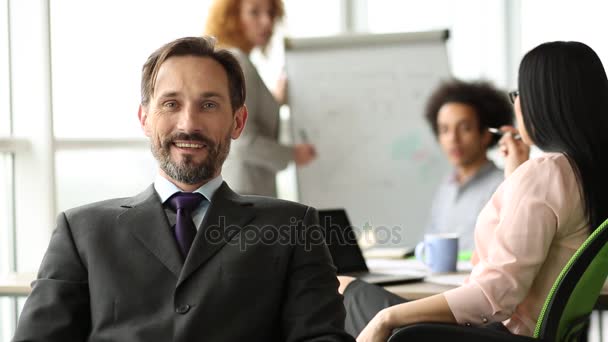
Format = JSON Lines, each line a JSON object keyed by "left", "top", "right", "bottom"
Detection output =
{"left": 443, "top": 153, "right": 590, "bottom": 336}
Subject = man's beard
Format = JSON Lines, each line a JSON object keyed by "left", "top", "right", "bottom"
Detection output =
{"left": 151, "top": 131, "right": 231, "bottom": 185}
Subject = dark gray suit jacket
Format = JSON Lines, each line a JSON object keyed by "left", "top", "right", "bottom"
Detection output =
{"left": 13, "top": 182, "right": 353, "bottom": 342}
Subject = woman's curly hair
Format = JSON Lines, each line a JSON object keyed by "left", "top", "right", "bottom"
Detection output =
{"left": 204, "top": 0, "right": 284, "bottom": 51}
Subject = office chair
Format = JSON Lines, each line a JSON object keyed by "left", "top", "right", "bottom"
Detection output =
{"left": 388, "top": 218, "right": 608, "bottom": 342}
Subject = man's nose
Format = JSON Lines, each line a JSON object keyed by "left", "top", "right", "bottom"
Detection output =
{"left": 450, "top": 129, "right": 463, "bottom": 143}
{"left": 445, "top": 130, "right": 456, "bottom": 142}
{"left": 176, "top": 105, "right": 201, "bottom": 132}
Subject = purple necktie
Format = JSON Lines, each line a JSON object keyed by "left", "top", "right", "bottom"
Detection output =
{"left": 168, "top": 192, "right": 205, "bottom": 258}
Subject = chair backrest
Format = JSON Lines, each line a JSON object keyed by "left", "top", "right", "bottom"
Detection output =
{"left": 534, "top": 218, "right": 608, "bottom": 341}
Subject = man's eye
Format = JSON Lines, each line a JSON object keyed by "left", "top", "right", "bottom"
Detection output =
{"left": 460, "top": 125, "right": 472, "bottom": 131}
{"left": 164, "top": 101, "right": 177, "bottom": 108}
{"left": 203, "top": 102, "right": 217, "bottom": 109}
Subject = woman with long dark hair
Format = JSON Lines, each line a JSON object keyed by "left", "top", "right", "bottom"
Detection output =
{"left": 342, "top": 41, "right": 608, "bottom": 341}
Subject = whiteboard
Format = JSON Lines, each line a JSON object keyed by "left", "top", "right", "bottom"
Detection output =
{"left": 285, "top": 30, "right": 452, "bottom": 247}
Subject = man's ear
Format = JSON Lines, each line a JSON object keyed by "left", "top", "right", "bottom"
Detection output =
{"left": 231, "top": 105, "right": 248, "bottom": 139}
{"left": 138, "top": 105, "right": 152, "bottom": 137}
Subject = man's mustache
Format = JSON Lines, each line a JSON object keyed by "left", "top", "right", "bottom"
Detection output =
{"left": 163, "top": 132, "right": 216, "bottom": 150}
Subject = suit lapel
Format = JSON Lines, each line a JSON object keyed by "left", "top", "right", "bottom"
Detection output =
{"left": 177, "top": 182, "right": 256, "bottom": 287}
{"left": 117, "top": 185, "right": 183, "bottom": 278}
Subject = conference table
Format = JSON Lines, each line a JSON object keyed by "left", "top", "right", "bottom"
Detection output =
{"left": 2, "top": 259, "right": 608, "bottom": 305}
{"left": 0, "top": 271, "right": 458, "bottom": 298}
{"left": 0, "top": 260, "right": 454, "bottom": 299}
{"left": 0, "top": 259, "right": 441, "bottom": 297}
{"left": 369, "top": 258, "right": 608, "bottom": 307}
{"left": 0, "top": 272, "right": 33, "bottom": 297}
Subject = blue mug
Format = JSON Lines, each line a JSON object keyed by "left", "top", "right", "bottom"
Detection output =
{"left": 415, "top": 234, "right": 459, "bottom": 273}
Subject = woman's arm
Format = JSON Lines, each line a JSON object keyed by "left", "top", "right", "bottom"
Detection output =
{"left": 271, "top": 71, "right": 288, "bottom": 105}
{"left": 357, "top": 294, "right": 455, "bottom": 342}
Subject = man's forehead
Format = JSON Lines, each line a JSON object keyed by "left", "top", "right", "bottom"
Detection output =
{"left": 153, "top": 55, "right": 230, "bottom": 97}
{"left": 439, "top": 115, "right": 476, "bottom": 122}
{"left": 439, "top": 104, "right": 478, "bottom": 121}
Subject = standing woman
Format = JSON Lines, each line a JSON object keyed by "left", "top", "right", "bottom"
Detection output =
{"left": 341, "top": 41, "right": 608, "bottom": 341}
{"left": 205, "top": 0, "right": 316, "bottom": 197}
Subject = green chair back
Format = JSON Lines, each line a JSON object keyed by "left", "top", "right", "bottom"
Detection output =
{"left": 534, "top": 218, "right": 608, "bottom": 341}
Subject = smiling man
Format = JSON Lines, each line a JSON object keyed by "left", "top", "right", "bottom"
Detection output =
{"left": 13, "top": 36, "right": 353, "bottom": 342}
{"left": 141, "top": 54, "right": 238, "bottom": 193}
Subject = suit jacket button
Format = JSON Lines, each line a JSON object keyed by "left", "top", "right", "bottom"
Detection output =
{"left": 176, "top": 304, "right": 191, "bottom": 314}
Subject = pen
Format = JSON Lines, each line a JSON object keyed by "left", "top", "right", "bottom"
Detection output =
{"left": 488, "top": 127, "right": 522, "bottom": 140}
{"left": 299, "top": 129, "right": 309, "bottom": 143}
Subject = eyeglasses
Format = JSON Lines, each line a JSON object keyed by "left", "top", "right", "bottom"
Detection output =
{"left": 508, "top": 90, "right": 519, "bottom": 104}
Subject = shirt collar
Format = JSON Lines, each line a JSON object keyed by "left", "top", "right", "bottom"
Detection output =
{"left": 154, "top": 174, "right": 224, "bottom": 204}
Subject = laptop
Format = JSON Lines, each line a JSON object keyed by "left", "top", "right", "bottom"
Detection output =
{"left": 318, "top": 209, "right": 424, "bottom": 285}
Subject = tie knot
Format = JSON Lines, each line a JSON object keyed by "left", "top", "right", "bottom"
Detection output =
{"left": 168, "top": 192, "right": 205, "bottom": 212}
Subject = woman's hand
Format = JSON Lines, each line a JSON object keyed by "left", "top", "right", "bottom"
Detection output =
{"left": 356, "top": 309, "right": 393, "bottom": 342}
{"left": 356, "top": 294, "right": 456, "bottom": 342}
{"left": 337, "top": 275, "right": 356, "bottom": 294}
{"left": 293, "top": 143, "right": 317, "bottom": 166}
{"left": 499, "top": 125, "right": 530, "bottom": 178}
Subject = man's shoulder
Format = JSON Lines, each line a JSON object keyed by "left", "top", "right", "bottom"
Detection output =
{"left": 240, "top": 194, "right": 310, "bottom": 209}
{"left": 62, "top": 185, "right": 156, "bottom": 219}
{"left": 61, "top": 197, "right": 134, "bottom": 226}
{"left": 486, "top": 163, "right": 505, "bottom": 182}
{"left": 64, "top": 197, "right": 129, "bottom": 213}
{"left": 237, "top": 194, "right": 314, "bottom": 217}
{"left": 476, "top": 161, "right": 505, "bottom": 187}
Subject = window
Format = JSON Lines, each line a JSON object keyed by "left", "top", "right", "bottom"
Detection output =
{"left": 0, "top": 154, "right": 13, "bottom": 274}
{"left": 0, "top": 0, "right": 9, "bottom": 135}
{"left": 0, "top": 154, "right": 14, "bottom": 341}
{"left": 50, "top": 0, "right": 213, "bottom": 138}
{"left": 284, "top": 0, "right": 343, "bottom": 38}
{"left": 0, "top": 0, "right": 11, "bottom": 268}
{"left": 0, "top": 0, "right": 15, "bottom": 339}
{"left": 520, "top": 0, "right": 608, "bottom": 68}
{"left": 55, "top": 149, "right": 156, "bottom": 212}
{"left": 366, "top": 0, "right": 510, "bottom": 87}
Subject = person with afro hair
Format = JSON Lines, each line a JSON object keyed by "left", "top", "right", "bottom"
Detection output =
{"left": 424, "top": 79, "right": 513, "bottom": 251}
